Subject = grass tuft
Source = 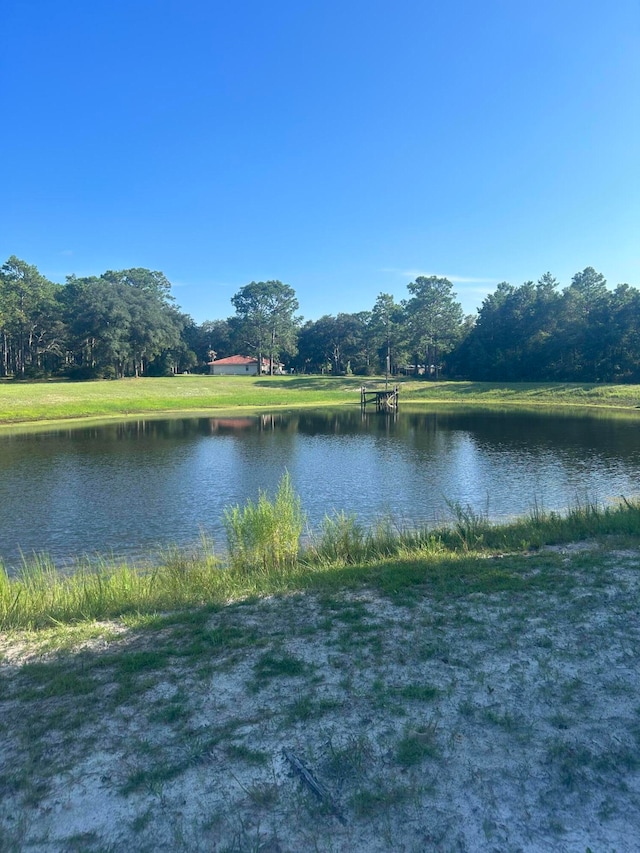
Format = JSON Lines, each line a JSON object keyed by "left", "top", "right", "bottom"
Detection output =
{"left": 223, "top": 471, "right": 305, "bottom": 574}
{"left": 395, "top": 722, "right": 439, "bottom": 766}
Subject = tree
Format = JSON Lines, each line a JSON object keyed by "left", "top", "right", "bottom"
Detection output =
{"left": 403, "top": 276, "right": 464, "bottom": 379}
{"left": 101, "top": 268, "right": 175, "bottom": 304}
{"left": 555, "top": 267, "right": 609, "bottom": 381}
{"left": 369, "top": 292, "right": 406, "bottom": 376}
{"left": 606, "top": 284, "right": 640, "bottom": 381}
{"left": 0, "top": 256, "right": 63, "bottom": 377}
{"left": 183, "top": 318, "right": 235, "bottom": 371}
{"left": 62, "top": 276, "right": 133, "bottom": 376}
{"left": 293, "top": 313, "right": 372, "bottom": 375}
{"left": 328, "top": 312, "right": 372, "bottom": 374}
{"left": 62, "top": 269, "right": 185, "bottom": 377}
{"left": 231, "top": 280, "right": 301, "bottom": 374}
{"left": 460, "top": 281, "right": 516, "bottom": 379}
{"left": 448, "top": 273, "right": 565, "bottom": 381}
{"left": 124, "top": 287, "right": 183, "bottom": 377}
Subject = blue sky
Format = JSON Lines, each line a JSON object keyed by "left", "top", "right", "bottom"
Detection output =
{"left": 2, "top": 0, "right": 639, "bottom": 321}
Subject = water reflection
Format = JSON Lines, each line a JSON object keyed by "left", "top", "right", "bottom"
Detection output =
{"left": 1, "top": 407, "right": 639, "bottom": 572}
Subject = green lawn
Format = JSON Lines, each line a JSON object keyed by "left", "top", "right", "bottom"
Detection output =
{"left": 1, "top": 375, "right": 640, "bottom": 427}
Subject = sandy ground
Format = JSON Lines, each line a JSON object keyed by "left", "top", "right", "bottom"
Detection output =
{"left": 2, "top": 544, "right": 640, "bottom": 852}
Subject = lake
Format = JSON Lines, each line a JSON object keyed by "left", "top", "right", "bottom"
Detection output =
{"left": 2, "top": 406, "right": 640, "bottom": 572}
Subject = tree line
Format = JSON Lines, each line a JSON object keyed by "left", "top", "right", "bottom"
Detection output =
{"left": 1, "top": 255, "right": 639, "bottom": 382}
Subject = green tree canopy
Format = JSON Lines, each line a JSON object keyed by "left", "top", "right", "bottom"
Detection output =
{"left": 369, "top": 292, "right": 406, "bottom": 376}
{"left": 0, "top": 256, "right": 63, "bottom": 377}
{"left": 231, "top": 280, "right": 301, "bottom": 374}
{"left": 101, "top": 268, "right": 175, "bottom": 304}
{"left": 62, "top": 269, "right": 186, "bottom": 377}
{"left": 403, "top": 276, "right": 464, "bottom": 378}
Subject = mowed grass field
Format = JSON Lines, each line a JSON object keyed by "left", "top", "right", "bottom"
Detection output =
{"left": 1, "top": 374, "right": 640, "bottom": 426}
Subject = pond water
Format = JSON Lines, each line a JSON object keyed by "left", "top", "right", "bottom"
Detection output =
{"left": 2, "top": 406, "right": 640, "bottom": 572}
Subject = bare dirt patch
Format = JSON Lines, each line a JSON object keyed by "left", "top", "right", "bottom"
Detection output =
{"left": 2, "top": 549, "right": 640, "bottom": 851}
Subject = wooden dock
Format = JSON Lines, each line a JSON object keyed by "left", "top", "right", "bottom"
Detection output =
{"left": 360, "top": 385, "right": 399, "bottom": 413}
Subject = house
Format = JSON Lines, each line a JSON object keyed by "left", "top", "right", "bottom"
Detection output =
{"left": 208, "top": 355, "right": 260, "bottom": 375}
{"left": 208, "top": 355, "right": 284, "bottom": 375}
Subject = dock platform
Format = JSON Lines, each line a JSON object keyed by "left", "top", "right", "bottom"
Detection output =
{"left": 360, "top": 385, "right": 399, "bottom": 413}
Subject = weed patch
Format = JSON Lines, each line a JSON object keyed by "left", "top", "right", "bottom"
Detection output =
{"left": 252, "top": 650, "right": 308, "bottom": 682}
{"left": 223, "top": 471, "right": 305, "bottom": 573}
{"left": 395, "top": 723, "right": 440, "bottom": 766}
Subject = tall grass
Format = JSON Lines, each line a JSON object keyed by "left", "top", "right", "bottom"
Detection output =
{"left": 2, "top": 488, "right": 640, "bottom": 631}
{"left": 309, "top": 511, "right": 367, "bottom": 564}
{"left": 306, "top": 511, "right": 444, "bottom": 564}
{"left": 222, "top": 471, "right": 305, "bottom": 573}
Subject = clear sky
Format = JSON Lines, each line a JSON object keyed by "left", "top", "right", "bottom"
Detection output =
{"left": 2, "top": 0, "right": 639, "bottom": 322}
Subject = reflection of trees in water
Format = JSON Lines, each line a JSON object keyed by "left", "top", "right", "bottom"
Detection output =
{"left": 7, "top": 406, "right": 640, "bottom": 458}
{"left": 423, "top": 409, "right": 640, "bottom": 462}
{"left": 24, "top": 407, "right": 640, "bottom": 462}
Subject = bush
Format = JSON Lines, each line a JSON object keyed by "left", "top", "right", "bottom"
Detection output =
{"left": 64, "top": 365, "right": 100, "bottom": 381}
{"left": 64, "top": 365, "right": 117, "bottom": 381}
{"left": 21, "top": 366, "right": 51, "bottom": 380}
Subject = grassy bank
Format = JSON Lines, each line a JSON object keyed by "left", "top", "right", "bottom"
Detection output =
{"left": 3, "top": 492, "right": 640, "bottom": 632}
{"left": 1, "top": 375, "right": 640, "bottom": 427}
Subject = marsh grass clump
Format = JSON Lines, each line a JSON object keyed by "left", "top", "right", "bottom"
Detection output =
{"left": 483, "top": 494, "right": 640, "bottom": 553}
{"left": 223, "top": 471, "right": 305, "bottom": 574}
{"left": 308, "top": 511, "right": 444, "bottom": 566}
{"left": 311, "top": 511, "right": 367, "bottom": 564}
{"left": 443, "top": 499, "right": 489, "bottom": 551}
{"left": 0, "top": 543, "right": 225, "bottom": 630}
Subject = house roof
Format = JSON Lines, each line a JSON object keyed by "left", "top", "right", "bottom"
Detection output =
{"left": 208, "top": 354, "right": 285, "bottom": 367}
{"left": 208, "top": 355, "right": 258, "bottom": 366}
